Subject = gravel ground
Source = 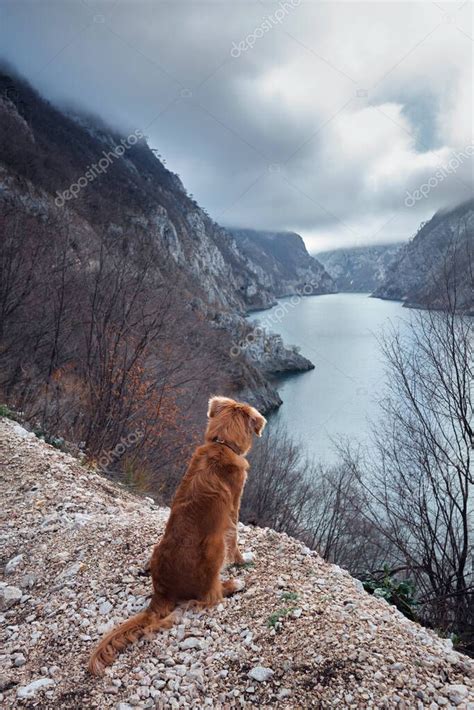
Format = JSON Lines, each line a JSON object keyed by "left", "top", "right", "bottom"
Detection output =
{"left": 1, "top": 416, "right": 473, "bottom": 709}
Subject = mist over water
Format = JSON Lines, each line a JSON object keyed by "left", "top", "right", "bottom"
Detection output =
{"left": 249, "top": 293, "right": 411, "bottom": 464}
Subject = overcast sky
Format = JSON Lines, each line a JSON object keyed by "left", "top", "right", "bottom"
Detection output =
{"left": 0, "top": 0, "right": 472, "bottom": 252}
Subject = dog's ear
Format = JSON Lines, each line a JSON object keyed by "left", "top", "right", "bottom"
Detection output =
{"left": 248, "top": 408, "right": 267, "bottom": 437}
{"left": 207, "top": 396, "right": 233, "bottom": 419}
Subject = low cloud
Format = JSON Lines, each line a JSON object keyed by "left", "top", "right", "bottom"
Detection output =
{"left": 0, "top": 0, "right": 472, "bottom": 252}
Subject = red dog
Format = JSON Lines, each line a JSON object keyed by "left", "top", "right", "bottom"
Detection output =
{"left": 88, "top": 395, "right": 266, "bottom": 674}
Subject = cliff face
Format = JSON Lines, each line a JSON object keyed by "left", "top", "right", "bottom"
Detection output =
{"left": 317, "top": 244, "right": 402, "bottom": 292}
{"left": 230, "top": 229, "right": 335, "bottom": 307}
{"left": 373, "top": 200, "right": 474, "bottom": 313}
{"left": 0, "top": 70, "right": 317, "bottom": 414}
{"left": 0, "top": 70, "right": 275, "bottom": 315}
{"left": 1, "top": 419, "right": 472, "bottom": 709}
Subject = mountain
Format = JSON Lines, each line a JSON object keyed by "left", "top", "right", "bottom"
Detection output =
{"left": 230, "top": 229, "right": 335, "bottom": 306}
{"left": 0, "top": 68, "right": 322, "bottom": 422}
{"left": 374, "top": 199, "right": 474, "bottom": 313}
{"left": 2, "top": 417, "right": 472, "bottom": 708}
{"left": 317, "top": 244, "right": 403, "bottom": 292}
{"left": 0, "top": 70, "right": 272, "bottom": 315}
{"left": 0, "top": 68, "right": 330, "bottom": 483}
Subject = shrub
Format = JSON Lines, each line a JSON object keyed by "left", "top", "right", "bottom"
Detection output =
{"left": 363, "top": 566, "right": 418, "bottom": 621}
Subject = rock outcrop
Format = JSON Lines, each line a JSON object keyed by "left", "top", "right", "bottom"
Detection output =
{"left": 230, "top": 229, "right": 335, "bottom": 307}
{"left": 373, "top": 200, "right": 474, "bottom": 313}
{"left": 317, "top": 244, "right": 403, "bottom": 292}
{"left": 1, "top": 418, "right": 473, "bottom": 709}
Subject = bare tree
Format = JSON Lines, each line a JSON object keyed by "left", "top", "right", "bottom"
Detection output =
{"left": 340, "top": 298, "right": 473, "bottom": 644}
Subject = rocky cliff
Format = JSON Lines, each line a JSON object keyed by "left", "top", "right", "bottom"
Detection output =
{"left": 317, "top": 244, "right": 403, "bottom": 292}
{"left": 230, "top": 229, "right": 335, "bottom": 307}
{"left": 1, "top": 419, "right": 473, "bottom": 709}
{"left": 0, "top": 69, "right": 322, "bottom": 414}
{"left": 373, "top": 200, "right": 474, "bottom": 313}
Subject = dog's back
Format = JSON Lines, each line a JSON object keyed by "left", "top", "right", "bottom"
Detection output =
{"left": 88, "top": 395, "right": 265, "bottom": 675}
{"left": 151, "top": 443, "right": 247, "bottom": 599}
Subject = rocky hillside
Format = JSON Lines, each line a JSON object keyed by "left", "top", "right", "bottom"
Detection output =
{"left": 0, "top": 70, "right": 263, "bottom": 314}
{"left": 0, "top": 68, "right": 321, "bottom": 421}
{"left": 1, "top": 418, "right": 473, "bottom": 709}
{"left": 0, "top": 68, "right": 334, "bottom": 316}
{"left": 374, "top": 200, "right": 474, "bottom": 313}
{"left": 317, "top": 244, "right": 402, "bottom": 292}
{"left": 230, "top": 229, "right": 335, "bottom": 306}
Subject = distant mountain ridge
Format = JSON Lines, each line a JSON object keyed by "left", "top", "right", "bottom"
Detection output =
{"left": 374, "top": 199, "right": 474, "bottom": 313}
{"left": 317, "top": 244, "right": 403, "bottom": 292}
{"left": 230, "top": 228, "right": 335, "bottom": 307}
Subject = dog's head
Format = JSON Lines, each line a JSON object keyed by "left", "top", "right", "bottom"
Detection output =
{"left": 206, "top": 395, "right": 266, "bottom": 455}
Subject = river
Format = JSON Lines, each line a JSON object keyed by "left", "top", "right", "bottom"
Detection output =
{"left": 249, "top": 292, "right": 411, "bottom": 465}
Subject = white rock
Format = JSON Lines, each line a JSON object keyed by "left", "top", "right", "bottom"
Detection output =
{"left": 61, "top": 562, "right": 82, "bottom": 578}
{"left": 0, "top": 585, "right": 23, "bottom": 610}
{"left": 179, "top": 637, "right": 201, "bottom": 650}
{"left": 99, "top": 600, "right": 113, "bottom": 615}
{"left": 445, "top": 684, "right": 469, "bottom": 705}
{"left": 5, "top": 554, "right": 24, "bottom": 575}
{"left": 13, "top": 653, "right": 26, "bottom": 667}
{"left": 17, "top": 678, "right": 55, "bottom": 699}
{"left": 242, "top": 551, "right": 255, "bottom": 563}
{"left": 278, "top": 688, "right": 292, "bottom": 699}
{"left": 248, "top": 666, "right": 274, "bottom": 682}
{"left": 12, "top": 423, "right": 31, "bottom": 439}
{"left": 20, "top": 574, "right": 36, "bottom": 589}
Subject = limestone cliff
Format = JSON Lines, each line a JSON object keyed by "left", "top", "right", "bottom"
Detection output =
{"left": 0, "top": 69, "right": 319, "bottom": 413}
{"left": 374, "top": 200, "right": 474, "bottom": 313}
{"left": 230, "top": 228, "right": 335, "bottom": 306}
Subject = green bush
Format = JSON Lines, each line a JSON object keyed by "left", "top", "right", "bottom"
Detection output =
{"left": 33, "top": 428, "right": 66, "bottom": 451}
{"left": 363, "top": 566, "right": 418, "bottom": 621}
{"left": 0, "top": 404, "right": 21, "bottom": 421}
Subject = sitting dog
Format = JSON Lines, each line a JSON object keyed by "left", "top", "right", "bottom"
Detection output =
{"left": 88, "top": 395, "right": 266, "bottom": 675}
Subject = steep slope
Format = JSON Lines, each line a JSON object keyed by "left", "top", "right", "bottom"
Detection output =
{"left": 317, "top": 244, "right": 403, "bottom": 292}
{"left": 374, "top": 200, "right": 474, "bottom": 312}
{"left": 0, "top": 68, "right": 315, "bottom": 423}
{"left": 1, "top": 419, "right": 473, "bottom": 709}
{"left": 0, "top": 68, "right": 271, "bottom": 313}
{"left": 230, "top": 229, "right": 335, "bottom": 306}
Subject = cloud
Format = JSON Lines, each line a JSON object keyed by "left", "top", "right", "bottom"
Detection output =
{"left": 0, "top": 0, "right": 472, "bottom": 252}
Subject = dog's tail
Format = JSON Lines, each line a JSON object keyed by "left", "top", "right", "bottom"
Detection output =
{"left": 88, "top": 596, "right": 175, "bottom": 675}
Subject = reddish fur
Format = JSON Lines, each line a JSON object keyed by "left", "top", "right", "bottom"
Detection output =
{"left": 88, "top": 396, "right": 266, "bottom": 675}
